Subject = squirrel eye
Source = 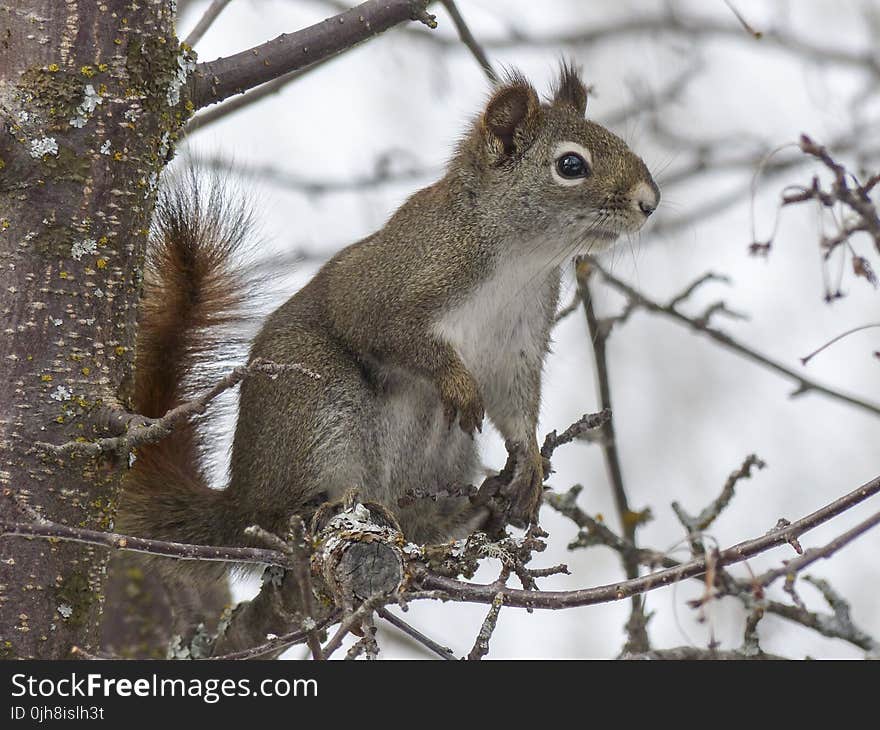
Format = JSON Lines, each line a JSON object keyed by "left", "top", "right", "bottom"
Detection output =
{"left": 556, "top": 153, "right": 590, "bottom": 178}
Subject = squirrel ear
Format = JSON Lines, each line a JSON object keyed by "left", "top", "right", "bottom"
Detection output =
{"left": 483, "top": 75, "right": 542, "bottom": 157}
{"left": 552, "top": 60, "right": 588, "bottom": 116}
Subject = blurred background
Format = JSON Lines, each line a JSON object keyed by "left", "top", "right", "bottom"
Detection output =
{"left": 173, "top": 0, "right": 880, "bottom": 658}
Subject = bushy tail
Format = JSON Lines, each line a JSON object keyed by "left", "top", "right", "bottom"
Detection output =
{"left": 117, "top": 170, "right": 259, "bottom": 551}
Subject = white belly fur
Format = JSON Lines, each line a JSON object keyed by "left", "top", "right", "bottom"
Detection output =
{"left": 432, "top": 249, "right": 561, "bottom": 431}
{"left": 367, "top": 248, "right": 561, "bottom": 540}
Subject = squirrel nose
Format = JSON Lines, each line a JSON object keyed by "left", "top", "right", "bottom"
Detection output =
{"left": 631, "top": 180, "right": 660, "bottom": 218}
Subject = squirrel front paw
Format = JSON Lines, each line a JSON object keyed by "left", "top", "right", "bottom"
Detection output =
{"left": 503, "top": 437, "right": 546, "bottom": 526}
{"left": 437, "top": 368, "right": 484, "bottom": 435}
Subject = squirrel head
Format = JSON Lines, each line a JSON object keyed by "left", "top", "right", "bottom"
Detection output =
{"left": 453, "top": 62, "right": 659, "bottom": 251}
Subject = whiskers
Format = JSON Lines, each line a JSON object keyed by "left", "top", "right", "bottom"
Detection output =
{"left": 501, "top": 212, "right": 622, "bottom": 311}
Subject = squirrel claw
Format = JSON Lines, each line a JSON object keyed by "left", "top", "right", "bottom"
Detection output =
{"left": 438, "top": 368, "right": 484, "bottom": 436}
{"left": 457, "top": 398, "right": 484, "bottom": 436}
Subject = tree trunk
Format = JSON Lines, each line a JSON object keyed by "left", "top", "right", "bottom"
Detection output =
{"left": 101, "top": 553, "right": 231, "bottom": 659}
{"left": 0, "top": 0, "right": 186, "bottom": 659}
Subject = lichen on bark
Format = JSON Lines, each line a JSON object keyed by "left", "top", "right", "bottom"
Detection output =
{"left": 0, "top": 0, "right": 196, "bottom": 659}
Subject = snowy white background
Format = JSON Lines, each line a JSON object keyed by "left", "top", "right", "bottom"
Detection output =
{"left": 174, "top": 0, "right": 880, "bottom": 658}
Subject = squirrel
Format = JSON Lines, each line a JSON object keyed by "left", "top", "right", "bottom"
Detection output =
{"left": 117, "top": 63, "right": 659, "bottom": 564}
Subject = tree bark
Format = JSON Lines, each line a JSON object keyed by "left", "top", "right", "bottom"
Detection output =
{"left": 0, "top": 0, "right": 187, "bottom": 659}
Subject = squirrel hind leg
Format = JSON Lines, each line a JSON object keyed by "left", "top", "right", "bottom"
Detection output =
{"left": 226, "top": 323, "right": 375, "bottom": 538}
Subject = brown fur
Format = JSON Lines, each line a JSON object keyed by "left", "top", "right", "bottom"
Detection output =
{"left": 118, "top": 63, "right": 659, "bottom": 573}
{"left": 552, "top": 59, "right": 589, "bottom": 115}
{"left": 118, "top": 172, "right": 259, "bottom": 556}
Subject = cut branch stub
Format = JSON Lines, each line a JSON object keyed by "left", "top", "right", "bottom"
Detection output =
{"left": 312, "top": 499, "right": 405, "bottom": 608}
{"left": 338, "top": 542, "right": 402, "bottom": 599}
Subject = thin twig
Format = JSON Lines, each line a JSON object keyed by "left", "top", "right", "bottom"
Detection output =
{"left": 545, "top": 486, "right": 669, "bottom": 568}
{"left": 554, "top": 295, "right": 581, "bottom": 324}
{"left": 345, "top": 632, "right": 378, "bottom": 660}
{"left": 377, "top": 607, "right": 457, "bottom": 660}
{"left": 540, "top": 409, "right": 611, "bottom": 460}
{"left": 740, "top": 601, "right": 765, "bottom": 656}
{"left": 1, "top": 518, "right": 288, "bottom": 567}
{"left": 87, "top": 610, "right": 340, "bottom": 661}
{"left": 414, "top": 12, "right": 878, "bottom": 74}
{"left": 183, "top": 0, "right": 233, "bottom": 47}
{"left": 322, "top": 595, "right": 387, "bottom": 658}
{"left": 209, "top": 611, "right": 341, "bottom": 660}
{"left": 185, "top": 59, "right": 331, "bottom": 137}
{"left": 545, "top": 486, "right": 879, "bottom": 652}
{"left": 672, "top": 454, "right": 766, "bottom": 551}
{"left": 198, "top": 153, "right": 435, "bottom": 194}
{"left": 757, "top": 510, "right": 880, "bottom": 588}
{"left": 668, "top": 272, "right": 732, "bottom": 308}
{"left": 36, "top": 359, "right": 319, "bottom": 458}
{"left": 440, "top": 0, "right": 496, "bottom": 81}
{"left": 242, "top": 518, "right": 325, "bottom": 660}
{"left": 801, "top": 323, "right": 880, "bottom": 365}
{"left": 722, "top": 0, "right": 764, "bottom": 39}
{"left": 576, "top": 259, "right": 650, "bottom": 654}
{"left": 467, "top": 592, "right": 504, "bottom": 660}
{"left": 796, "top": 135, "right": 880, "bottom": 250}
{"left": 289, "top": 519, "right": 325, "bottom": 660}
{"left": 586, "top": 257, "right": 880, "bottom": 419}
{"left": 774, "top": 135, "right": 880, "bottom": 298}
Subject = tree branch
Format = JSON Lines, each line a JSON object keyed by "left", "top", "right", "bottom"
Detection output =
{"left": 540, "top": 409, "right": 611, "bottom": 459}
{"left": 208, "top": 611, "right": 340, "bottom": 660}
{"left": 377, "top": 607, "right": 457, "bottom": 660}
{"left": 757, "top": 509, "right": 880, "bottom": 589}
{"left": 545, "top": 486, "right": 670, "bottom": 568}
{"left": 546, "top": 484, "right": 879, "bottom": 653}
{"left": 321, "top": 594, "right": 388, "bottom": 659}
{"left": 36, "top": 359, "right": 319, "bottom": 459}
{"left": 415, "top": 472, "right": 880, "bottom": 610}
{"left": 1, "top": 519, "right": 287, "bottom": 568}
{"left": 198, "top": 153, "right": 436, "bottom": 195}
{"left": 414, "top": 12, "right": 880, "bottom": 75}
{"left": 189, "top": 0, "right": 437, "bottom": 110}
{"left": 672, "top": 453, "right": 766, "bottom": 552}
{"left": 7, "top": 470, "right": 880, "bottom": 657}
{"left": 376, "top": 606, "right": 455, "bottom": 661}
{"left": 622, "top": 646, "right": 784, "bottom": 660}
{"left": 577, "top": 259, "right": 651, "bottom": 653}
{"left": 467, "top": 592, "right": 504, "bottom": 660}
{"left": 585, "top": 257, "right": 880, "bottom": 419}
